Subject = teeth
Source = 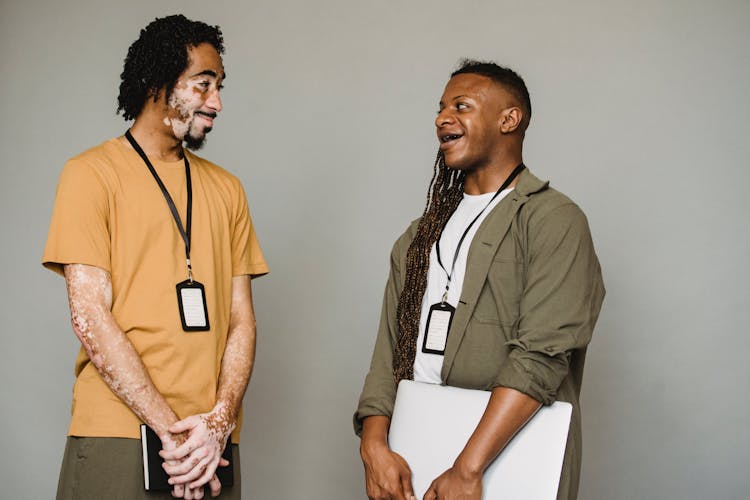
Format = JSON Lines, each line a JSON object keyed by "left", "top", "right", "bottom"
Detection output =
{"left": 442, "top": 135, "right": 461, "bottom": 143}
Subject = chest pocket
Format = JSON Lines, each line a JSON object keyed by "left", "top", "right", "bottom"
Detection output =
{"left": 472, "top": 258, "right": 523, "bottom": 326}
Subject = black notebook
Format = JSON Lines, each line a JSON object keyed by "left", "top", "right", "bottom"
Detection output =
{"left": 140, "top": 424, "right": 234, "bottom": 491}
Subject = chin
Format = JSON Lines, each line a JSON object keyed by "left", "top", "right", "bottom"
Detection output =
{"left": 183, "top": 126, "right": 210, "bottom": 150}
{"left": 443, "top": 155, "right": 472, "bottom": 171}
{"left": 183, "top": 134, "right": 207, "bottom": 150}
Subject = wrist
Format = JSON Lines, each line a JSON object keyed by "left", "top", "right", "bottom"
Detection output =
{"left": 151, "top": 415, "right": 180, "bottom": 443}
{"left": 360, "top": 433, "right": 389, "bottom": 459}
{"left": 453, "top": 453, "right": 484, "bottom": 479}
{"left": 209, "top": 401, "right": 237, "bottom": 436}
{"left": 158, "top": 430, "right": 185, "bottom": 450}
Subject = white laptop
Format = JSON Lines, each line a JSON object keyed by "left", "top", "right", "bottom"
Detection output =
{"left": 388, "top": 380, "right": 572, "bottom": 499}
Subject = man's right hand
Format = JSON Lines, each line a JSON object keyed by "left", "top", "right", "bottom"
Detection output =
{"left": 361, "top": 416, "right": 416, "bottom": 500}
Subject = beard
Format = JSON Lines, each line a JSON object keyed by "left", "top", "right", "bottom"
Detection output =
{"left": 183, "top": 121, "right": 211, "bottom": 150}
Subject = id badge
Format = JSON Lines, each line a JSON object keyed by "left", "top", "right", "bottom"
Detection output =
{"left": 422, "top": 302, "right": 455, "bottom": 355}
{"left": 176, "top": 279, "right": 210, "bottom": 332}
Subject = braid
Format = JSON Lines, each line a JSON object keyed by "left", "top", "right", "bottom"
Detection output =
{"left": 393, "top": 152, "right": 464, "bottom": 381}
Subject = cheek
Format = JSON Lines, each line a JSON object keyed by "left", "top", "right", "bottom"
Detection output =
{"left": 169, "top": 87, "right": 204, "bottom": 119}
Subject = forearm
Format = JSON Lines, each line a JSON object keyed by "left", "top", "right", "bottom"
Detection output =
{"left": 64, "top": 264, "right": 178, "bottom": 437}
{"left": 361, "top": 415, "right": 391, "bottom": 454}
{"left": 213, "top": 275, "right": 256, "bottom": 428}
{"left": 453, "top": 386, "right": 541, "bottom": 476}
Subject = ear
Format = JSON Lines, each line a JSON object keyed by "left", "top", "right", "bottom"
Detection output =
{"left": 499, "top": 107, "right": 523, "bottom": 134}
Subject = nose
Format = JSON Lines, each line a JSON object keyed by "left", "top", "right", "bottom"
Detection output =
{"left": 206, "top": 87, "right": 222, "bottom": 113}
{"left": 435, "top": 108, "right": 453, "bottom": 128}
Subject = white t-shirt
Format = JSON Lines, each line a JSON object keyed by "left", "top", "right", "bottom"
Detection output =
{"left": 413, "top": 188, "right": 514, "bottom": 384}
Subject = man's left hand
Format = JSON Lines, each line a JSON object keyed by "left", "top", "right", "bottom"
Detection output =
{"left": 423, "top": 466, "right": 482, "bottom": 500}
{"left": 160, "top": 403, "right": 236, "bottom": 490}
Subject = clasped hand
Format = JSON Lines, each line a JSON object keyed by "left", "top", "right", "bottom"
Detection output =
{"left": 160, "top": 405, "right": 236, "bottom": 499}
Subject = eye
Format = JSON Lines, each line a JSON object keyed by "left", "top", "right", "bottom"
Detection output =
{"left": 196, "top": 81, "right": 211, "bottom": 91}
{"left": 456, "top": 102, "right": 469, "bottom": 111}
{"left": 218, "top": 84, "right": 224, "bottom": 91}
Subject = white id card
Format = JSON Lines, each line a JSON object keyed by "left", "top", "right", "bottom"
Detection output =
{"left": 422, "top": 302, "right": 455, "bottom": 355}
{"left": 176, "top": 279, "right": 210, "bottom": 332}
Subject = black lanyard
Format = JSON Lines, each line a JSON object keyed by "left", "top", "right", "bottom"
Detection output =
{"left": 435, "top": 163, "right": 525, "bottom": 302}
{"left": 124, "top": 130, "right": 194, "bottom": 282}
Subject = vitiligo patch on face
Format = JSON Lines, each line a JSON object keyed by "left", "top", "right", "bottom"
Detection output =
{"left": 167, "top": 81, "right": 206, "bottom": 142}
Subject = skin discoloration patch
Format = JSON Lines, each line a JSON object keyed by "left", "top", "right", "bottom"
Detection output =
{"left": 206, "top": 402, "right": 237, "bottom": 439}
{"left": 64, "top": 265, "right": 171, "bottom": 430}
{"left": 64, "top": 264, "right": 203, "bottom": 497}
{"left": 212, "top": 274, "right": 257, "bottom": 433}
{"left": 166, "top": 82, "right": 203, "bottom": 141}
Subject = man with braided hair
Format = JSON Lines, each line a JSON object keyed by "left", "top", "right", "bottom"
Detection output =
{"left": 43, "top": 14, "right": 267, "bottom": 500}
{"left": 355, "top": 60, "right": 604, "bottom": 500}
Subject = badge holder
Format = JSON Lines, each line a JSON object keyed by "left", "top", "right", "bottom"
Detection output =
{"left": 176, "top": 274, "right": 210, "bottom": 332}
{"left": 422, "top": 295, "right": 455, "bottom": 355}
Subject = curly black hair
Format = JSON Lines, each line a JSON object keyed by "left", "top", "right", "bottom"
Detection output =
{"left": 452, "top": 59, "right": 532, "bottom": 131}
{"left": 117, "top": 14, "right": 224, "bottom": 121}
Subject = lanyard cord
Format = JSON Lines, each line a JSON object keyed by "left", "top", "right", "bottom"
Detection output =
{"left": 124, "top": 130, "right": 194, "bottom": 282}
{"left": 435, "top": 163, "right": 525, "bottom": 302}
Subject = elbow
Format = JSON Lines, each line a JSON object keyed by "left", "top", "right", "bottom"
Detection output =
{"left": 494, "top": 349, "right": 570, "bottom": 405}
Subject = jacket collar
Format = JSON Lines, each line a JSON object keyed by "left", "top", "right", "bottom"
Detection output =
{"left": 440, "top": 167, "right": 548, "bottom": 381}
{"left": 515, "top": 167, "right": 549, "bottom": 197}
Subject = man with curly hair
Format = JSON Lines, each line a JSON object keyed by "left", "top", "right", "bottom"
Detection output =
{"left": 43, "top": 14, "right": 268, "bottom": 500}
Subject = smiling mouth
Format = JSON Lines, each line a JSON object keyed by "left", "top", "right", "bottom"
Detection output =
{"left": 439, "top": 134, "right": 463, "bottom": 149}
{"left": 195, "top": 111, "right": 217, "bottom": 122}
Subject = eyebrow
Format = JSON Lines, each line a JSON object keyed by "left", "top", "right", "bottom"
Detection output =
{"left": 190, "top": 69, "right": 227, "bottom": 80}
{"left": 439, "top": 94, "right": 469, "bottom": 106}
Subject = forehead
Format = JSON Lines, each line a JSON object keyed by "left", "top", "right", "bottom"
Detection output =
{"left": 182, "top": 43, "right": 225, "bottom": 79}
{"left": 440, "top": 73, "right": 509, "bottom": 104}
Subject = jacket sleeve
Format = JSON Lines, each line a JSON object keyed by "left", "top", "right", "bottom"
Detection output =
{"left": 494, "top": 202, "right": 605, "bottom": 404}
{"left": 353, "top": 238, "right": 404, "bottom": 436}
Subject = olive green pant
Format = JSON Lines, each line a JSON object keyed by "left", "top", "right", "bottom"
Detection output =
{"left": 56, "top": 437, "right": 241, "bottom": 500}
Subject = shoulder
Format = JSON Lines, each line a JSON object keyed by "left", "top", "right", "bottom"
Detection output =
{"left": 185, "top": 151, "right": 245, "bottom": 194}
{"left": 390, "top": 217, "right": 421, "bottom": 259}
{"left": 58, "top": 138, "right": 123, "bottom": 187}
{"left": 65, "top": 138, "right": 117, "bottom": 168}
{"left": 186, "top": 151, "right": 240, "bottom": 182}
{"left": 517, "top": 169, "right": 590, "bottom": 229}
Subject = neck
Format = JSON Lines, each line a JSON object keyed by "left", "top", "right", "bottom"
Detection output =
{"left": 463, "top": 153, "right": 523, "bottom": 195}
{"left": 122, "top": 113, "right": 183, "bottom": 161}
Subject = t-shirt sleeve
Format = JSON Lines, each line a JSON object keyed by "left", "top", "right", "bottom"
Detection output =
{"left": 42, "top": 159, "right": 111, "bottom": 276}
{"left": 231, "top": 181, "right": 268, "bottom": 278}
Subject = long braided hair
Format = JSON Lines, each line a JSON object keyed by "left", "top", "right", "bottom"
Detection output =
{"left": 393, "top": 151, "right": 465, "bottom": 381}
{"left": 391, "top": 59, "right": 531, "bottom": 380}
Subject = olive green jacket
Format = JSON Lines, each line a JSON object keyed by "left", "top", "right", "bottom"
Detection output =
{"left": 354, "top": 168, "right": 605, "bottom": 500}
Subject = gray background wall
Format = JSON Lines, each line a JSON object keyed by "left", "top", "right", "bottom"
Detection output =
{"left": 1, "top": 0, "right": 748, "bottom": 498}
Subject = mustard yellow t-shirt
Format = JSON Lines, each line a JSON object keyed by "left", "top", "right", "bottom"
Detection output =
{"left": 42, "top": 138, "right": 268, "bottom": 442}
